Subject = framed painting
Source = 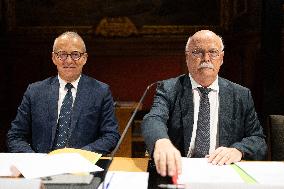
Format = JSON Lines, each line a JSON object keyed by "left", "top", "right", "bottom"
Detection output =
{"left": 4, "top": 0, "right": 235, "bottom": 35}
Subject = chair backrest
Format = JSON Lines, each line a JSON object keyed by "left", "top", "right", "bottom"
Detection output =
{"left": 267, "top": 115, "right": 284, "bottom": 161}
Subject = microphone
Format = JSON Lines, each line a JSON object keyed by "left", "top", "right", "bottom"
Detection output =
{"left": 101, "top": 82, "right": 157, "bottom": 188}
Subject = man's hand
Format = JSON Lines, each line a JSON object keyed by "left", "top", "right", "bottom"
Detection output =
{"left": 207, "top": 147, "right": 242, "bottom": 165}
{"left": 153, "top": 138, "right": 182, "bottom": 177}
{"left": 10, "top": 165, "right": 21, "bottom": 177}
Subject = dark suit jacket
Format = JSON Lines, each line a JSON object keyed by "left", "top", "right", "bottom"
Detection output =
{"left": 141, "top": 74, "right": 267, "bottom": 160}
{"left": 7, "top": 74, "right": 120, "bottom": 154}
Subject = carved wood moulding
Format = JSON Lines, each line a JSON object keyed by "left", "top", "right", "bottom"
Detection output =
{"left": 4, "top": 0, "right": 226, "bottom": 36}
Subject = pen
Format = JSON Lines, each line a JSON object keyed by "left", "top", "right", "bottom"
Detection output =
{"left": 105, "top": 172, "right": 115, "bottom": 189}
{"left": 158, "top": 184, "right": 185, "bottom": 189}
{"left": 172, "top": 173, "right": 178, "bottom": 184}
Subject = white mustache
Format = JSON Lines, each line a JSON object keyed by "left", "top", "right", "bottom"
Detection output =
{"left": 198, "top": 62, "right": 214, "bottom": 69}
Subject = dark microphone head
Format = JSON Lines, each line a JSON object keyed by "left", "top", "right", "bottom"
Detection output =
{"left": 101, "top": 81, "right": 157, "bottom": 187}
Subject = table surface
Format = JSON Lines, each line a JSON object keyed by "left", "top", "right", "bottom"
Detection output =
{"left": 108, "top": 157, "right": 149, "bottom": 172}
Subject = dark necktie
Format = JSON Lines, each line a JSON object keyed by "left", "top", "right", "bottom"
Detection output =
{"left": 193, "top": 87, "right": 212, "bottom": 158}
{"left": 53, "top": 83, "right": 73, "bottom": 149}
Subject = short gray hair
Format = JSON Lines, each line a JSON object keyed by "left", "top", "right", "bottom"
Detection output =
{"left": 53, "top": 31, "right": 86, "bottom": 52}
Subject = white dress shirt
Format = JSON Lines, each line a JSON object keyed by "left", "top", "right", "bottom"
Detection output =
{"left": 187, "top": 74, "right": 219, "bottom": 157}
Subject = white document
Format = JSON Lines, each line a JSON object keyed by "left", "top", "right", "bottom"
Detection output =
{"left": 98, "top": 171, "right": 149, "bottom": 189}
{"left": 184, "top": 182, "right": 284, "bottom": 189}
{"left": 13, "top": 153, "right": 103, "bottom": 179}
{"left": 236, "top": 161, "right": 284, "bottom": 186}
{"left": 0, "top": 178, "right": 42, "bottom": 189}
{"left": 42, "top": 174, "right": 94, "bottom": 184}
{"left": 178, "top": 158, "right": 244, "bottom": 184}
{"left": 0, "top": 153, "right": 46, "bottom": 176}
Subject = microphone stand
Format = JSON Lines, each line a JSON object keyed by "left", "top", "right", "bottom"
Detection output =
{"left": 101, "top": 82, "right": 156, "bottom": 189}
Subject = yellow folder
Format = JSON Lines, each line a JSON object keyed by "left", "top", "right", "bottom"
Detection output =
{"left": 48, "top": 148, "right": 102, "bottom": 164}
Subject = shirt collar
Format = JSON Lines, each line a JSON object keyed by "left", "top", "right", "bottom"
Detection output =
{"left": 58, "top": 75, "right": 81, "bottom": 90}
{"left": 188, "top": 73, "right": 219, "bottom": 92}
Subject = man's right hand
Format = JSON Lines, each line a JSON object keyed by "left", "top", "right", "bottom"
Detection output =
{"left": 153, "top": 138, "right": 182, "bottom": 177}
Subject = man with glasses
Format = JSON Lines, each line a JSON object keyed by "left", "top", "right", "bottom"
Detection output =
{"left": 7, "top": 31, "right": 120, "bottom": 154}
{"left": 141, "top": 30, "right": 267, "bottom": 177}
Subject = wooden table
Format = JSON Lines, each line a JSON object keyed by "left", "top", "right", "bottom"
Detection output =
{"left": 108, "top": 157, "right": 149, "bottom": 172}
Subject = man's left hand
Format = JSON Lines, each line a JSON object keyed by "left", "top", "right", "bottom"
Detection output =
{"left": 207, "top": 147, "right": 242, "bottom": 165}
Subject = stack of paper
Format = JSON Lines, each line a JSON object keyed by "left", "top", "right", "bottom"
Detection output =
{"left": 0, "top": 152, "right": 103, "bottom": 179}
{"left": 0, "top": 178, "right": 42, "bottom": 189}
{"left": 177, "top": 158, "right": 244, "bottom": 184}
{"left": 236, "top": 161, "right": 284, "bottom": 186}
{"left": 177, "top": 158, "right": 284, "bottom": 187}
{"left": 0, "top": 153, "right": 46, "bottom": 177}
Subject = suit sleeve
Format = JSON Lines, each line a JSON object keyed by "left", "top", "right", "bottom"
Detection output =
{"left": 81, "top": 87, "right": 120, "bottom": 154}
{"left": 230, "top": 90, "right": 267, "bottom": 160}
{"left": 141, "top": 82, "right": 172, "bottom": 155}
{"left": 7, "top": 85, "right": 35, "bottom": 153}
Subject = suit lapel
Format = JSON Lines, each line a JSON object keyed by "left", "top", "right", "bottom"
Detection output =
{"left": 49, "top": 77, "right": 60, "bottom": 149}
{"left": 69, "top": 75, "right": 90, "bottom": 140}
{"left": 218, "top": 78, "right": 233, "bottom": 147}
{"left": 180, "top": 76, "right": 194, "bottom": 156}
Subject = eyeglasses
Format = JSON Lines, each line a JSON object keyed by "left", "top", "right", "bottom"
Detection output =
{"left": 53, "top": 51, "right": 85, "bottom": 61}
{"left": 187, "top": 49, "right": 222, "bottom": 59}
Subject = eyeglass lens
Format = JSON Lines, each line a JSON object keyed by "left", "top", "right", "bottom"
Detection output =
{"left": 192, "top": 49, "right": 220, "bottom": 58}
{"left": 56, "top": 51, "right": 83, "bottom": 61}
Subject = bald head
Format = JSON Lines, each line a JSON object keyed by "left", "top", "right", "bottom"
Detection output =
{"left": 185, "top": 30, "right": 224, "bottom": 52}
{"left": 53, "top": 31, "right": 86, "bottom": 52}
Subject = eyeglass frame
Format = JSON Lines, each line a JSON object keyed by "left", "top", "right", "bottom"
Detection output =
{"left": 53, "top": 51, "right": 86, "bottom": 61}
{"left": 186, "top": 48, "right": 223, "bottom": 59}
